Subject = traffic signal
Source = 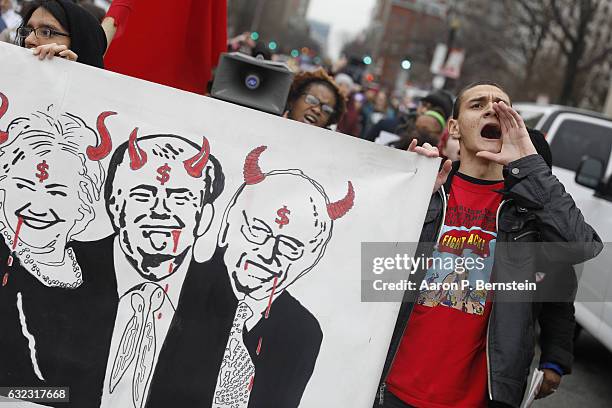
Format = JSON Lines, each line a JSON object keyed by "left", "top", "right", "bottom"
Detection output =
{"left": 250, "top": 32, "right": 260, "bottom": 41}
{"left": 363, "top": 55, "right": 373, "bottom": 65}
{"left": 268, "top": 41, "right": 278, "bottom": 51}
{"left": 401, "top": 59, "right": 412, "bottom": 70}
{"left": 291, "top": 49, "right": 300, "bottom": 58}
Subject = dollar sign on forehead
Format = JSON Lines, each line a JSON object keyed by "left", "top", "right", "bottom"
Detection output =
{"left": 36, "top": 160, "right": 49, "bottom": 183}
{"left": 275, "top": 205, "right": 291, "bottom": 228}
{"left": 156, "top": 163, "right": 171, "bottom": 185}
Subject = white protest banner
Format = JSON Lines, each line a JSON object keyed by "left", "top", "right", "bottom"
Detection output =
{"left": 430, "top": 43, "right": 448, "bottom": 75}
{"left": 440, "top": 48, "right": 466, "bottom": 79}
{"left": 0, "top": 42, "right": 438, "bottom": 408}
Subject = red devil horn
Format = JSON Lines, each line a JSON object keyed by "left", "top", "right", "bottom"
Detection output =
{"left": 87, "top": 111, "right": 116, "bottom": 161}
{"left": 244, "top": 146, "right": 267, "bottom": 185}
{"left": 128, "top": 128, "right": 147, "bottom": 170}
{"left": 327, "top": 181, "right": 355, "bottom": 220}
{"left": 0, "top": 92, "right": 9, "bottom": 144}
{"left": 183, "top": 136, "right": 211, "bottom": 178}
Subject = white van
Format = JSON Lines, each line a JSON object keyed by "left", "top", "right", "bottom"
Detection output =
{"left": 516, "top": 103, "right": 612, "bottom": 352}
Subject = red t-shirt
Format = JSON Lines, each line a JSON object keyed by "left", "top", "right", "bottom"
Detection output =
{"left": 387, "top": 174, "right": 504, "bottom": 408}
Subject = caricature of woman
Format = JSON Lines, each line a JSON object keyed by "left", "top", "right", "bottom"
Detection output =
{"left": 0, "top": 106, "right": 118, "bottom": 407}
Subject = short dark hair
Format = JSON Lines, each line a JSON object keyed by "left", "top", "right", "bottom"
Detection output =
{"left": 452, "top": 80, "right": 509, "bottom": 119}
{"left": 287, "top": 69, "right": 347, "bottom": 127}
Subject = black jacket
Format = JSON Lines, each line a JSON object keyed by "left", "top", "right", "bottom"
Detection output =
{"left": 376, "top": 155, "right": 602, "bottom": 408}
{"left": 147, "top": 247, "right": 322, "bottom": 408}
{"left": 533, "top": 258, "right": 578, "bottom": 374}
{"left": 0, "top": 236, "right": 118, "bottom": 408}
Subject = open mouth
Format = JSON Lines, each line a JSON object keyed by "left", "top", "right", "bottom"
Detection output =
{"left": 481, "top": 124, "right": 502, "bottom": 140}
{"left": 142, "top": 229, "right": 173, "bottom": 251}
{"left": 303, "top": 114, "right": 318, "bottom": 124}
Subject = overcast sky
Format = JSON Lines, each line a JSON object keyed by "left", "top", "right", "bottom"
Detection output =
{"left": 306, "top": 0, "right": 376, "bottom": 59}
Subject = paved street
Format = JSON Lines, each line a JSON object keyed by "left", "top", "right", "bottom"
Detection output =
{"left": 535, "top": 328, "right": 612, "bottom": 408}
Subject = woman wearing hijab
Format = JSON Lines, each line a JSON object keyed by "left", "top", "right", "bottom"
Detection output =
{"left": 17, "top": 0, "right": 106, "bottom": 68}
{"left": 0, "top": 4, "right": 112, "bottom": 406}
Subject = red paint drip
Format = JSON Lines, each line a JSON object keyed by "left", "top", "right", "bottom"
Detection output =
{"left": 171, "top": 229, "right": 181, "bottom": 253}
{"left": 244, "top": 262, "right": 248, "bottom": 271}
{"left": 265, "top": 276, "right": 279, "bottom": 320}
{"left": 12, "top": 217, "right": 23, "bottom": 250}
{"left": 2, "top": 273, "right": 8, "bottom": 287}
{"left": 168, "top": 263, "right": 174, "bottom": 275}
{"left": 256, "top": 337, "right": 263, "bottom": 356}
{"left": 157, "top": 312, "right": 162, "bottom": 320}
{"left": 7, "top": 255, "right": 13, "bottom": 266}
{"left": 164, "top": 283, "right": 169, "bottom": 293}
{"left": 247, "top": 375, "right": 254, "bottom": 392}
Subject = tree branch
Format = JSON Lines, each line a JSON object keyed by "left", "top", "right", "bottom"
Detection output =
{"left": 549, "top": 0, "right": 577, "bottom": 44}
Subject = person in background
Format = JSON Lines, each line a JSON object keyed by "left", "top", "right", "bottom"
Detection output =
{"left": 337, "top": 92, "right": 364, "bottom": 137}
{"left": 417, "top": 90, "right": 454, "bottom": 117}
{"left": 362, "top": 90, "right": 389, "bottom": 136}
{"left": 334, "top": 73, "right": 354, "bottom": 100}
{"left": 359, "top": 85, "right": 378, "bottom": 137}
{"left": 0, "top": 0, "right": 21, "bottom": 43}
{"left": 364, "top": 90, "right": 453, "bottom": 144}
{"left": 388, "top": 94, "right": 401, "bottom": 119}
{"left": 227, "top": 31, "right": 256, "bottom": 54}
{"left": 285, "top": 68, "right": 346, "bottom": 130}
{"left": 16, "top": 0, "right": 106, "bottom": 67}
{"left": 392, "top": 109, "right": 446, "bottom": 149}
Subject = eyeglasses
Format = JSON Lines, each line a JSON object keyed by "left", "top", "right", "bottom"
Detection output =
{"left": 17, "top": 27, "right": 70, "bottom": 40}
{"left": 302, "top": 94, "right": 335, "bottom": 116}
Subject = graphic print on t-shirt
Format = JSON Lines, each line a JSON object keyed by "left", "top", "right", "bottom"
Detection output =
{"left": 417, "top": 189, "right": 501, "bottom": 316}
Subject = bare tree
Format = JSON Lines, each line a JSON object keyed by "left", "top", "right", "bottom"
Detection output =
{"left": 548, "top": 0, "right": 612, "bottom": 105}
{"left": 450, "top": 0, "right": 517, "bottom": 92}
{"left": 459, "top": 0, "right": 612, "bottom": 107}
{"left": 508, "top": 0, "right": 551, "bottom": 90}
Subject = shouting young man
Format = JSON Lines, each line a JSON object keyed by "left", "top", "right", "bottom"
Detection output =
{"left": 375, "top": 81, "right": 602, "bottom": 408}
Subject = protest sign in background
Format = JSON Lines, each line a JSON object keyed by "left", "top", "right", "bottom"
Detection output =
{"left": 0, "top": 42, "right": 438, "bottom": 408}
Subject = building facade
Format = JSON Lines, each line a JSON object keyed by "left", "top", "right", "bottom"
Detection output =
{"left": 366, "top": 0, "right": 449, "bottom": 91}
{"left": 228, "top": 0, "right": 311, "bottom": 40}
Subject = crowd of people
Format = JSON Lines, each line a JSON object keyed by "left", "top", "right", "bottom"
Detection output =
{"left": 3, "top": 0, "right": 462, "bottom": 161}
{"left": 0, "top": 2, "right": 604, "bottom": 408}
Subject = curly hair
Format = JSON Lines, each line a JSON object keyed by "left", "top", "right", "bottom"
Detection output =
{"left": 287, "top": 68, "right": 347, "bottom": 127}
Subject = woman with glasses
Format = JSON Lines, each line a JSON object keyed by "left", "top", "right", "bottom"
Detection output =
{"left": 285, "top": 68, "right": 347, "bottom": 129}
{"left": 17, "top": 0, "right": 106, "bottom": 68}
